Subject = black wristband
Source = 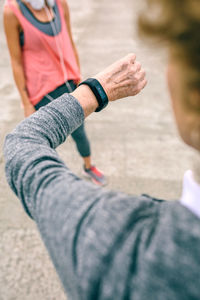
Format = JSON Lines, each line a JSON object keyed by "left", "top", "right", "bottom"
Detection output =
{"left": 78, "top": 78, "right": 108, "bottom": 112}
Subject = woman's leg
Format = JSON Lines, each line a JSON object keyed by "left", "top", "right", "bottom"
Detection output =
{"left": 71, "top": 123, "right": 91, "bottom": 167}
{"left": 71, "top": 123, "right": 106, "bottom": 185}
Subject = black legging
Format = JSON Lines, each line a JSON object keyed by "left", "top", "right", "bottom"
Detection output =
{"left": 34, "top": 81, "right": 91, "bottom": 157}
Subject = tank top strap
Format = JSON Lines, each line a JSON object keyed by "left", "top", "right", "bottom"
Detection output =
{"left": 55, "top": 0, "right": 66, "bottom": 28}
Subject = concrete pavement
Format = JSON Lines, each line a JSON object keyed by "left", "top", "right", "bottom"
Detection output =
{"left": 0, "top": 0, "right": 193, "bottom": 299}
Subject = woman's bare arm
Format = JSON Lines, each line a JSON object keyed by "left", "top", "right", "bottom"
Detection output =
{"left": 3, "top": 4, "right": 36, "bottom": 117}
{"left": 61, "top": 0, "right": 81, "bottom": 75}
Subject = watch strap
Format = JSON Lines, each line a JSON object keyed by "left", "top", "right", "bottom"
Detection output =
{"left": 78, "top": 78, "right": 108, "bottom": 112}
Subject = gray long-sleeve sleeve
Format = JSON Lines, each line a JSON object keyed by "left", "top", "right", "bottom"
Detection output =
{"left": 4, "top": 94, "right": 200, "bottom": 300}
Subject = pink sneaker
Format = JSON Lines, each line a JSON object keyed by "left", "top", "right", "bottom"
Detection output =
{"left": 83, "top": 165, "right": 107, "bottom": 186}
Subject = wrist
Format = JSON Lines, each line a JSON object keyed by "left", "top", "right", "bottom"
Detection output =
{"left": 22, "top": 101, "right": 33, "bottom": 108}
{"left": 21, "top": 93, "right": 30, "bottom": 107}
{"left": 71, "top": 85, "right": 99, "bottom": 117}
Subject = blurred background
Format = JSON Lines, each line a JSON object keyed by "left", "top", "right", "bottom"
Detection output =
{"left": 0, "top": 0, "right": 194, "bottom": 299}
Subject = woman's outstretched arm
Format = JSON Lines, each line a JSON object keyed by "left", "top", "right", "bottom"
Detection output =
{"left": 4, "top": 54, "right": 148, "bottom": 299}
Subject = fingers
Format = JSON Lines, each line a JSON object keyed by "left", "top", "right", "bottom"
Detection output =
{"left": 138, "top": 69, "right": 146, "bottom": 82}
{"left": 130, "top": 62, "right": 147, "bottom": 95}
{"left": 135, "top": 61, "right": 142, "bottom": 72}
{"left": 130, "top": 63, "right": 146, "bottom": 83}
{"left": 125, "top": 53, "right": 136, "bottom": 64}
{"left": 138, "top": 78, "right": 147, "bottom": 91}
{"left": 135, "top": 69, "right": 147, "bottom": 93}
{"left": 121, "top": 55, "right": 147, "bottom": 96}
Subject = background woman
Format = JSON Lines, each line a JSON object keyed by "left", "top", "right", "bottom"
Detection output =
{"left": 3, "top": 0, "right": 106, "bottom": 186}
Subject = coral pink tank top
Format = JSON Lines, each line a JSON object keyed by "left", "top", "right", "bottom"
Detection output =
{"left": 5, "top": 0, "right": 81, "bottom": 105}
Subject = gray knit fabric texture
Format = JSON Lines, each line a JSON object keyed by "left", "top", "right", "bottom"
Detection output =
{"left": 4, "top": 94, "right": 200, "bottom": 300}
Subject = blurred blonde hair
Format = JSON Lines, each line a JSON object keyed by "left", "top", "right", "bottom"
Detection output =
{"left": 138, "top": 0, "right": 200, "bottom": 112}
{"left": 139, "top": 0, "right": 200, "bottom": 182}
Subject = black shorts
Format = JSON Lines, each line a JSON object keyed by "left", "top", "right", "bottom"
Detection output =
{"left": 34, "top": 80, "right": 77, "bottom": 110}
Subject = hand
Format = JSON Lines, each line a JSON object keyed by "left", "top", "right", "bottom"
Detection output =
{"left": 72, "top": 54, "right": 147, "bottom": 117}
{"left": 95, "top": 53, "right": 147, "bottom": 102}
{"left": 23, "top": 103, "right": 36, "bottom": 118}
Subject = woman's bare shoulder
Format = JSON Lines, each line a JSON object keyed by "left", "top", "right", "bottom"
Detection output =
{"left": 4, "top": 0, "right": 19, "bottom": 8}
{"left": 59, "top": 0, "right": 69, "bottom": 13}
{"left": 3, "top": 0, "right": 20, "bottom": 26}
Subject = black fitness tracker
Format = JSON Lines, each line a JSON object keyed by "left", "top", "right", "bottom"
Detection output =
{"left": 79, "top": 78, "right": 108, "bottom": 112}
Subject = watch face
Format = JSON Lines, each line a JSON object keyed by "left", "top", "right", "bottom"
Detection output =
{"left": 79, "top": 78, "right": 108, "bottom": 112}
